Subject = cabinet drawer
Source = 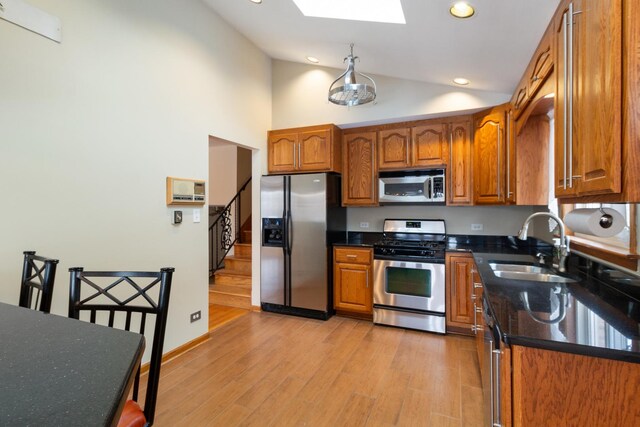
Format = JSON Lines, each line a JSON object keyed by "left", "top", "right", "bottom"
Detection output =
{"left": 334, "top": 247, "right": 371, "bottom": 264}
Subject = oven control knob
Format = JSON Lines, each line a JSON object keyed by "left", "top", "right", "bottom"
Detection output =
{"left": 420, "top": 250, "right": 426, "bottom": 256}
{"left": 390, "top": 249, "right": 396, "bottom": 255}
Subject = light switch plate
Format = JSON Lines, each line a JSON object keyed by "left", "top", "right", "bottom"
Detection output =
{"left": 193, "top": 209, "right": 201, "bottom": 223}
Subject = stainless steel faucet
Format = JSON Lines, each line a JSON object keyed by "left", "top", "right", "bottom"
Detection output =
{"left": 517, "top": 212, "right": 570, "bottom": 272}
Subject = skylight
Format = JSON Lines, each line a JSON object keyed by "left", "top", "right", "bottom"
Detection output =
{"left": 292, "top": 0, "right": 406, "bottom": 24}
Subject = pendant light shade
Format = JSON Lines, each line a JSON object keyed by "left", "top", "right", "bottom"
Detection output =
{"left": 328, "top": 44, "right": 377, "bottom": 107}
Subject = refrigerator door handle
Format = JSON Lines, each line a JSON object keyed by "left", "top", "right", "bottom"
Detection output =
{"left": 287, "top": 210, "right": 293, "bottom": 253}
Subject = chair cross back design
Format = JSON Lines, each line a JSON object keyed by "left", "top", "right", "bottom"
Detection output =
{"left": 20, "top": 251, "right": 59, "bottom": 313}
{"left": 68, "top": 267, "right": 174, "bottom": 427}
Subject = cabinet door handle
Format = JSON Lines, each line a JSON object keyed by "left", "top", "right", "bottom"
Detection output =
{"left": 406, "top": 139, "right": 410, "bottom": 165}
{"left": 473, "top": 303, "right": 478, "bottom": 334}
{"left": 474, "top": 282, "right": 483, "bottom": 289}
{"left": 506, "top": 111, "right": 511, "bottom": 200}
{"left": 298, "top": 143, "right": 301, "bottom": 168}
{"left": 562, "top": 9, "right": 569, "bottom": 189}
{"left": 568, "top": 2, "right": 578, "bottom": 190}
{"left": 293, "top": 143, "right": 297, "bottom": 169}
{"left": 498, "top": 123, "right": 501, "bottom": 199}
{"left": 366, "top": 274, "right": 369, "bottom": 288}
{"left": 449, "top": 127, "right": 453, "bottom": 201}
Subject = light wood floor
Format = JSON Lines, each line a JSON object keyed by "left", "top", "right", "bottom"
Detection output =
{"left": 209, "top": 304, "right": 250, "bottom": 331}
{"left": 152, "top": 312, "right": 483, "bottom": 427}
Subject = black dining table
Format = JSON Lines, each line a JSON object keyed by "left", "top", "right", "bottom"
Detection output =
{"left": 0, "top": 302, "right": 145, "bottom": 426}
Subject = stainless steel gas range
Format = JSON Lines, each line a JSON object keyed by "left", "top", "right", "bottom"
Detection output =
{"left": 372, "top": 219, "right": 446, "bottom": 334}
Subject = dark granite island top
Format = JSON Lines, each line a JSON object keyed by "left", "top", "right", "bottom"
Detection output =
{"left": 473, "top": 251, "right": 640, "bottom": 363}
{"left": 0, "top": 302, "right": 145, "bottom": 426}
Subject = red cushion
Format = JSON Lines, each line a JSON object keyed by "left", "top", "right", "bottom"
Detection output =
{"left": 117, "top": 400, "right": 146, "bottom": 427}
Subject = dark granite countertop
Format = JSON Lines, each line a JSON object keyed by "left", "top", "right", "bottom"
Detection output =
{"left": 333, "top": 231, "right": 383, "bottom": 247}
{"left": 473, "top": 251, "right": 640, "bottom": 363}
{"left": 0, "top": 302, "right": 145, "bottom": 426}
{"left": 334, "top": 232, "right": 640, "bottom": 362}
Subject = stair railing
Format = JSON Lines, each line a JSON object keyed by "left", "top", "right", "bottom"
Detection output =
{"left": 209, "top": 177, "right": 252, "bottom": 275}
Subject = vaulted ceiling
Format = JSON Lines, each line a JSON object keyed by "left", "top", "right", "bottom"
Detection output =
{"left": 204, "top": 0, "right": 561, "bottom": 94}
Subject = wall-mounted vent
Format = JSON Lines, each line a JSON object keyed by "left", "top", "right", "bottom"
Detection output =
{"left": 166, "top": 177, "right": 206, "bottom": 206}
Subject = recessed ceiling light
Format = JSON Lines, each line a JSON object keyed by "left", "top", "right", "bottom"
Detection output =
{"left": 292, "top": 0, "right": 405, "bottom": 24}
{"left": 450, "top": 2, "right": 475, "bottom": 19}
{"left": 306, "top": 56, "right": 320, "bottom": 64}
{"left": 453, "top": 77, "right": 470, "bottom": 86}
{"left": 249, "top": 0, "right": 262, "bottom": 4}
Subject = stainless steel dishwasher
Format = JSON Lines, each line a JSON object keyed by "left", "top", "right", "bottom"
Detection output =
{"left": 482, "top": 295, "right": 504, "bottom": 427}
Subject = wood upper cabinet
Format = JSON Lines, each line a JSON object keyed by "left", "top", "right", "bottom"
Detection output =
{"left": 446, "top": 253, "right": 475, "bottom": 335}
{"left": 298, "top": 129, "right": 333, "bottom": 171}
{"left": 268, "top": 132, "right": 297, "bottom": 173}
{"left": 511, "top": 22, "right": 555, "bottom": 119}
{"left": 511, "top": 19, "right": 555, "bottom": 120}
{"left": 267, "top": 124, "right": 341, "bottom": 174}
{"left": 554, "top": 0, "right": 622, "bottom": 198}
{"left": 333, "top": 247, "right": 373, "bottom": 315}
{"left": 473, "top": 105, "right": 508, "bottom": 204}
{"left": 527, "top": 23, "right": 554, "bottom": 98}
{"left": 412, "top": 123, "right": 449, "bottom": 167}
{"left": 342, "top": 131, "right": 377, "bottom": 206}
{"left": 447, "top": 118, "right": 473, "bottom": 205}
{"left": 377, "top": 122, "right": 448, "bottom": 171}
{"left": 378, "top": 128, "right": 410, "bottom": 170}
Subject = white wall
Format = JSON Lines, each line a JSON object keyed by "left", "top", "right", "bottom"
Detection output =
{"left": 272, "top": 59, "right": 511, "bottom": 129}
{"left": 208, "top": 140, "right": 238, "bottom": 205}
{"left": 0, "top": 0, "right": 271, "bottom": 357}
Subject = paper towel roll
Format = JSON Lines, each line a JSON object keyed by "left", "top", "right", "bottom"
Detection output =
{"left": 563, "top": 208, "right": 625, "bottom": 237}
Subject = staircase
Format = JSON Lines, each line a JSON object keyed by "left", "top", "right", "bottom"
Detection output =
{"left": 209, "top": 230, "right": 252, "bottom": 309}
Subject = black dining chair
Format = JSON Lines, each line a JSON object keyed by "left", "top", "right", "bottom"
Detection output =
{"left": 20, "top": 251, "right": 59, "bottom": 313}
{"left": 68, "top": 267, "right": 174, "bottom": 427}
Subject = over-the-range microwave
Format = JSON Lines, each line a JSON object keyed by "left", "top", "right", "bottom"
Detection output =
{"left": 378, "top": 169, "right": 445, "bottom": 204}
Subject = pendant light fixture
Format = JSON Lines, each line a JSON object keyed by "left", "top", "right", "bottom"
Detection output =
{"left": 328, "top": 44, "right": 377, "bottom": 107}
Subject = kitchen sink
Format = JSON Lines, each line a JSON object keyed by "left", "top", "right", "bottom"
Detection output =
{"left": 493, "top": 270, "right": 577, "bottom": 283}
{"left": 489, "top": 263, "right": 552, "bottom": 274}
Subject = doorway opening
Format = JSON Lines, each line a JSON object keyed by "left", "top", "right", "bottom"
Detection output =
{"left": 208, "top": 136, "right": 253, "bottom": 330}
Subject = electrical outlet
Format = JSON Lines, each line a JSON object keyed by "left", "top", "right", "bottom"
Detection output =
{"left": 471, "top": 224, "right": 484, "bottom": 231}
{"left": 190, "top": 310, "right": 201, "bottom": 323}
{"left": 360, "top": 222, "right": 369, "bottom": 229}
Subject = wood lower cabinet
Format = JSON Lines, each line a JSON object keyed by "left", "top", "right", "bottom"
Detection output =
{"left": 342, "top": 131, "right": 377, "bottom": 206}
{"left": 333, "top": 247, "right": 373, "bottom": 316}
{"left": 268, "top": 124, "right": 341, "bottom": 174}
{"left": 447, "top": 118, "right": 473, "bottom": 205}
{"left": 511, "top": 345, "right": 640, "bottom": 426}
{"left": 445, "top": 253, "right": 475, "bottom": 335}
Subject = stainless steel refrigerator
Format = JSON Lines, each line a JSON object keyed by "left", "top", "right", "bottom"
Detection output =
{"left": 260, "top": 173, "right": 346, "bottom": 320}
